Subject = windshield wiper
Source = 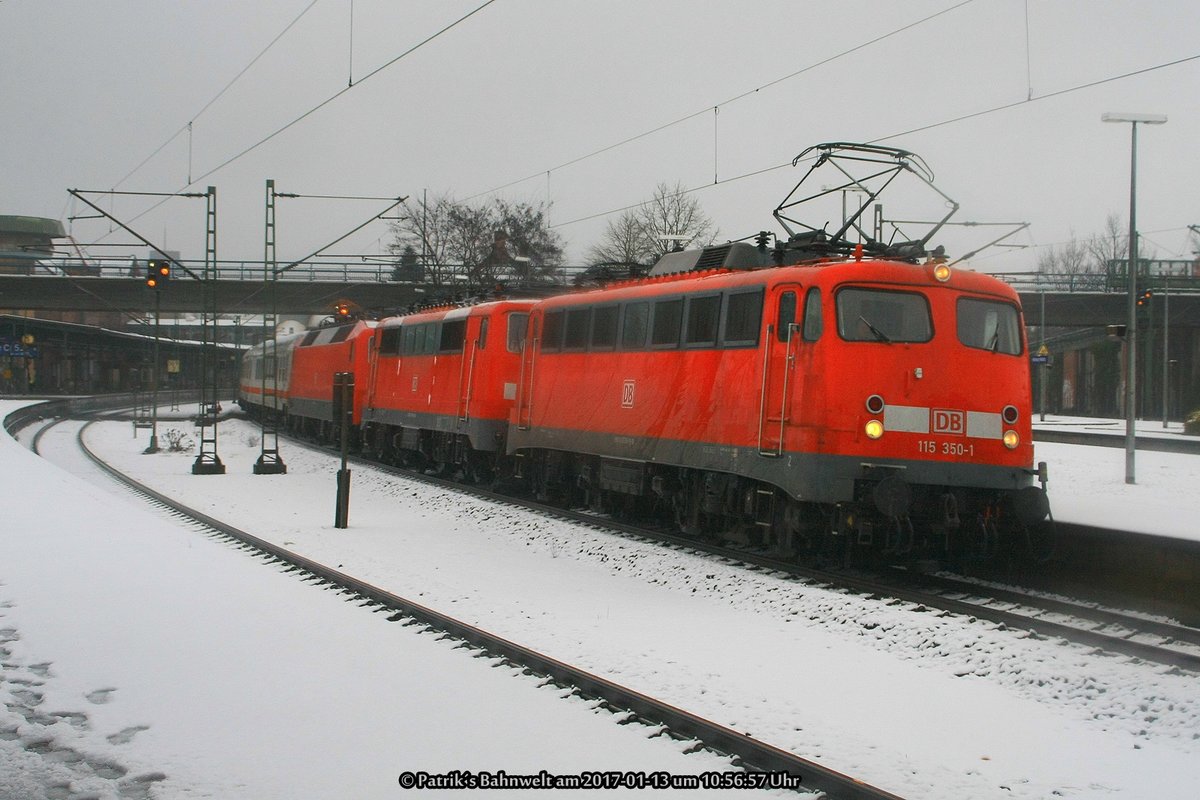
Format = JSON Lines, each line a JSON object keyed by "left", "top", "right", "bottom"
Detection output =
{"left": 858, "top": 315, "right": 892, "bottom": 343}
{"left": 987, "top": 330, "right": 1000, "bottom": 352}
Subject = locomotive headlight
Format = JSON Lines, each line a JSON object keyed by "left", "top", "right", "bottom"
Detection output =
{"left": 865, "top": 420, "right": 884, "bottom": 439}
{"left": 1003, "top": 430, "right": 1020, "bottom": 449}
{"left": 932, "top": 263, "right": 952, "bottom": 282}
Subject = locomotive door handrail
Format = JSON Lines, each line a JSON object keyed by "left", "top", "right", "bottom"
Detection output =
{"left": 758, "top": 285, "right": 802, "bottom": 457}
{"left": 516, "top": 318, "right": 538, "bottom": 430}
{"left": 365, "top": 331, "right": 381, "bottom": 414}
{"left": 460, "top": 338, "right": 478, "bottom": 423}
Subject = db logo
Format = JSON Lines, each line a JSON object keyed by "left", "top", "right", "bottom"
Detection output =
{"left": 932, "top": 408, "right": 965, "bottom": 435}
{"left": 621, "top": 379, "right": 635, "bottom": 408}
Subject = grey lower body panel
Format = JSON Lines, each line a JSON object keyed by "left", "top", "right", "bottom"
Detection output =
{"left": 290, "top": 396, "right": 331, "bottom": 422}
{"left": 362, "top": 407, "right": 506, "bottom": 453}
{"left": 508, "top": 426, "right": 1034, "bottom": 504}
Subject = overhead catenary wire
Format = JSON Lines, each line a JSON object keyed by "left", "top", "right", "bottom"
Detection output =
{"left": 547, "top": 53, "right": 1200, "bottom": 232}
{"left": 464, "top": 0, "right": 978, "bottom": 202}
{"left": 111, "top": 0, "right": 322, "bottom": 192}
{"left": 99, "top": 1, "right": 498, "bottom": 240}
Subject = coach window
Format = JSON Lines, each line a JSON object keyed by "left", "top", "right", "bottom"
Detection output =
{"left": 620, "top": 302, "right": 650, "bottom": 349}
{"left": 684, "top": 294, "right": 721, "bottom": 347}
{"left": 776, "top": 291, "right": 796, "bottom": 342}
{"left": 721, "top": 289, "right": 763, "bottom": 347}
{"left": 591, "top": 305, "right": 618, "bottom": 350}
{"left": 837, "top": 288, "right": 932, "bottom": 343}
{"left": 542, "top": 309, "right": 565, "bottom": 352}
{"left": 957, "top": 297, "right": 1021, "bottom": 355}
{"left": 507, "top": 312, "right": 529, "bottom": 353}
{"left": 802, "top": 288, "right": 823, "bottom": 341}
{"left": 564, "top": 307, "right": 590, "bottom": 350}
{"left": 650, "top": 297, "right": 683, "bottom": 348}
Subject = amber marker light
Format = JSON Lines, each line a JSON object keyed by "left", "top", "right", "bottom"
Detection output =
{"left": 933, "top": 263, "right": 952, "bottom": 282}
{"left": 1003, "top": 430, "right": 1020, "bottom": 449}
{"left": 865, "top": 420, "right": 884, "bottom": 439}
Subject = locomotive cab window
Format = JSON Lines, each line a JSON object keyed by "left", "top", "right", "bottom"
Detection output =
{"left": 507, "top": 312, "right": 529, "bottom": 353}
{"left": 477, "top": 317, "right": 489, "bottom": 350}
{"left": 957, "top": 298, "right": 1022, "bottom": 355}
{"left": 329, "top": 325, "right": 354, "bottom": 344}
{"left": 837, "top": 288, "right": 932, "bottom": 343}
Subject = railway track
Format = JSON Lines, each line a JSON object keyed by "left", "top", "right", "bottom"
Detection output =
{"left": 276, "top": 431, "right": 1200, "bottom": 674}
{"left": 17, "top": 410, "right": 906, "bottom": 800}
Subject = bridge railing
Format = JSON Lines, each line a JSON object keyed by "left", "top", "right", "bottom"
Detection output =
{"left": 14, "top": 256, "right": 416, "bottom": 283}
{"left": 990, "top": 260, "right": 1200, "bottom": 294}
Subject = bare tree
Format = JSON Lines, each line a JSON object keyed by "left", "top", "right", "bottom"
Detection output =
{"left": 389, "top": 193, "right": 564, "bottom": 288}
{"left": 585, "top": 181, "right": 717, "bottom": 267}
{"left": 585, "top": 210, "right": 646, "bottom": 266}
{"left": 1036, "top": 232, "right": 1099, "bottom": 290}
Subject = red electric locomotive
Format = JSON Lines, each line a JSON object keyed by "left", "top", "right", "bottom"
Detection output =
{"left": 286, "top": 319, "right": 377, "bottom": 436}
{"left": 509, "top": 253, "right": 1047, "bottom": 560}
{"left": 359, "top": 299, "right": 536, "bottom": 478}
{"left": 506, "top": 143, "right": 1050, "bottom": 561}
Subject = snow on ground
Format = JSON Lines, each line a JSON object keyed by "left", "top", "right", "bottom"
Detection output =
{"left": 1032, "top": 415, "right": 1200, "bottom": 541}
{"left": 4, "top": 399, "right": 1200, "bottom": 799}
{"left": 0, "top": 409, "right": 757, "bottom": 799}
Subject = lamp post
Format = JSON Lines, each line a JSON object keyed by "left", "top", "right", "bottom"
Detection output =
{"left": 1102, "top": 111, "right": 1166, "bottom": 485}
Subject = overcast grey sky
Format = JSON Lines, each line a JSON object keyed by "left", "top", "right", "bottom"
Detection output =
{"left": 2, "top": 0, "right": 1197, "bottom": 271}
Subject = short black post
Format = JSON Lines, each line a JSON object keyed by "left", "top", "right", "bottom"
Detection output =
{"left": 333, "top": 371, "right": 354, "bottom": 528}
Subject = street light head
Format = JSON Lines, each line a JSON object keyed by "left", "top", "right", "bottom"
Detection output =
{"left": 1102, "top": 112, "right": 1168, "bottom": 125}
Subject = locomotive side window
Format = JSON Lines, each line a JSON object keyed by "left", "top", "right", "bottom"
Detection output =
{"left": 439, "top": 319, "right": 466, "bottom": 353}
{"left": 650, "top": 298, "right": 683, "bottom": 348}
{"left": 591, "top": 306, "right": 618, "bottom": 350}
{"left": 564, "top": 308, "right": 590, "bottom": 350}
{"left": 542, "top": 310, "right": 565, "bottom": 352}
{"left": 684, "top": 294, "right": 721, "bottom": 347}
{"left": 379, "top": 327, "right": 402, "bottom": 356}
{"left": 722, "top": 289, "right": 763, "bottom": 346}
{"left": 406, "top": 323, "right": 439, "bottom": 355}
{"left": 620, "top": 302, "right": 650, "bottom": 349}
{"left": 837, "top": 288, "right": 932, "bottom": 343}
{"left": 957, "top": 298, "right": 1022, "bottom": 355}
{"left": 477, "top": 318, "right": 489, "bottom": 350}
{"left": 507, "top": 313, "right": 529, "bottom": 353}
{"left": 803, "top": 288, "right": 823, "bottom": 341}
{"left": 776, "top": 292, "right": 796, "bottom": 343}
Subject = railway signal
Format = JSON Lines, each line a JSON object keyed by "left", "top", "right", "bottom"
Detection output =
{"left": 1137, "top": 288, "right": 1153, "bottom": 308}
{"left": 145, "top": 258, "right": 170, "bottom": 289}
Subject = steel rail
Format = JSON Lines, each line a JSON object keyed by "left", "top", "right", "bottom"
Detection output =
{"left": 286, "top": 436, "right": 1200, "bottom": 673}
{"left": 1034, "top": 427, "right": 1200, "bottom": 455}
{"left": 70, "top": 419, "right": 905, "bottom": 800}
